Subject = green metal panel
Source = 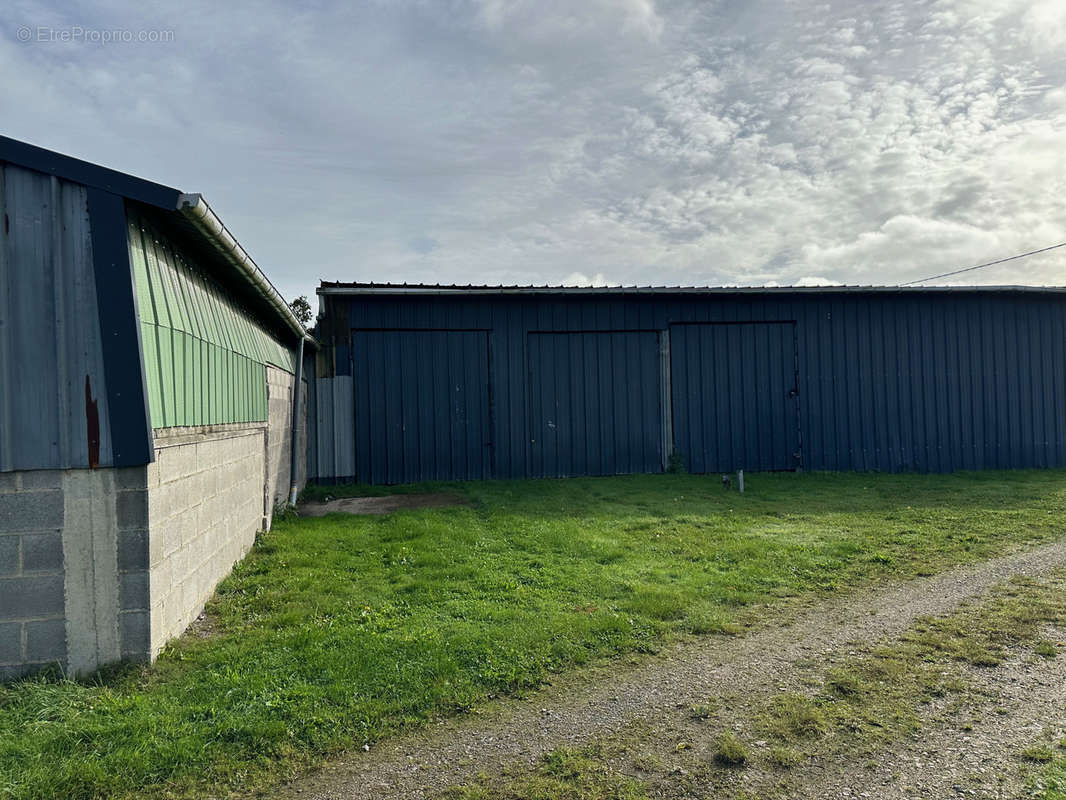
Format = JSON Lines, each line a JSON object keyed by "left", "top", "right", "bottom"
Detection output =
{"left": 198, "top": 339, "right": 207, "bottom": 423}
{"left": 128, "top": 220, "right": 154, "bottom": 326}
{"left": 182, "top": 331, "right": 195, "bottom": 427}
{"left": 214, "top": 345, "right": 223, "bottom": 423}
{"left": 222, "top": 348, "right": 231, "bottom": 422}
{"left": 241, "top": 358, "right": 248, "bottom": 423}
{"left": 143, "top": 231, "right": 171, "bottom": 329}
{"left": 141, "top": 321, "right": 164, "bottom": 429}
{"left": 126, "top": 208, "right": 296, "bottom": 429}
{"left": 159, "top": 326, "right": 175, "bottom": 427}
{"left": 207, "top": 343, "right": 216, "bottom": 422}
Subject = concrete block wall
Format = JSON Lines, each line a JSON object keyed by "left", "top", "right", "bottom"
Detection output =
{"left": 297, "top": 380, "right": 308, "bottom": 490}
{"left": 265, "top": 366, "right": 294, "bottom": 518}
{"left": 0, "top": 471, "right": 66, "bottom": 680}
{"left": 147, "top": 428, "right": 265, "bottom": 656}
{"left": 0, "top": 467, "right": 149, "bottom": 680}
{"left": 1, "top": 367, "right": 308, "bottom": 679}
{"left": 65, "top": 468, "right": 151, "bottom": 672}
{"left": 143, "top": 367, "right": 305, "bottom": 658}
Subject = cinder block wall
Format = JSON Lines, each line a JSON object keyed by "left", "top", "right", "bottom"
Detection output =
{"left": 296, "top": 381, "right": 308, "bottom": 489}
{"left": 147, "top": 428, "right": 265, "bottom": 656}
{"left": 145, "top": 373, "right": 306, "bottom": 658}
{"left": 0, "top": 471, "right": 65, "bottom": 680}
{"left": 0, "top": 468, "right": 149, "bottom": 680}
{"left": 265, "top": 366, "right": 294, "bottom": 515}
{"left": 1, "top": 373, "right": 307, "bottom": 678}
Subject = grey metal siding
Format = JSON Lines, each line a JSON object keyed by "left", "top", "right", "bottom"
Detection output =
{"left": 312, "top": 291, "right": 1066, "bottom": 483}
{"left": 0, "top": 165, "right": 115, "bottom": 471}
{"left": 313, "top": 376, "right": 354, "bottom": 482}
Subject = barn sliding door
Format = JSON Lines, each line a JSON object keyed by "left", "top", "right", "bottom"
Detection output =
{"left": 528, "top": 331, "right": 663, "bottom": 477}
{"left": 352, "top": 329, "right": 492, "bottom": 484}
{"left": 670, "top": 322, "right": 800, "bottom": 473}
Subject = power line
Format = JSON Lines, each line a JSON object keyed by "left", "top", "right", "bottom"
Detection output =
{"left": 900, "top": 241, "right": 1066, "bottom": 286}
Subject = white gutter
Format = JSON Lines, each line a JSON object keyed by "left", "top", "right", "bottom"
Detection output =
{"left": 177, "top": 193, "right": 311, "bottom": 341}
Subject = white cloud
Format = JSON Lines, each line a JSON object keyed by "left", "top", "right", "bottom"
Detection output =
{"left": 794, "top": 275, "right": 838, "bottom": 286}
{"left": 1019, "top": 0, "right": 1066, "bottom": 54}
{"left": 0, "top": 0, "right": 1063, "bottom": 297}
{"left": 474, "top": 0, "right": 664, "bottom": 43}
{"left": 562, "top": 271, "right": 613, "bottom": 287}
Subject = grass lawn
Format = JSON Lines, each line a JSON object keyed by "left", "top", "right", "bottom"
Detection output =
{"left": 3, "top": 470, "right": 1066, "bottom": 800}
{"left": 1039, "top": 758, "right": 1066, "bottom": 800}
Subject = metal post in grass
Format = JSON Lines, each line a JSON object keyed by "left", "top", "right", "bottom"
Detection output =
{"left": 737, "top": 469, "right": 744, "bottom": 493}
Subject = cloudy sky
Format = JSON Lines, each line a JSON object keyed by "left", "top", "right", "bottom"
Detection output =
{"left": 2, "top": 0, "right": 1065, "bottom": 301}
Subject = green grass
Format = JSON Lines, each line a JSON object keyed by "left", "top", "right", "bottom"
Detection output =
{"left": 713, "top": 732, "right": 749, "bottom": 766}
{"left": 1037, "top": 755, "right": 1066, "bottom": 800}
{"left": 1031, "top": 741, "right": 1066, "bottom": 799}
{"left": 3, "top": 470, "right": 1066, "bottom": 800}
{"left": 1035, "top": 639, "right": 1060, "bottom": 658}
{"left": 1024, "top": 744, "right": 1057, "bottom": 763}
{"left": 451, "top": 569, "right": 1066, "bottom": 799}
{"left": 767, "top": 745, "right": 804, "bottom": 768}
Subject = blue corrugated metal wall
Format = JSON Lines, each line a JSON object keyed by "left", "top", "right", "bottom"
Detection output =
{"left": 0, "top": 164, "right": 115, "bottom": 470}
{"left": 529, "top": 331, "right": 662, "bottom": 477}
{"left": 311, "top": 290, "right": 1066, "bottom": 483}
{"left": 353, "top": 329, "right": 492, "bottom": 483}
{"left": 671, "top": 322, "right": 799, "bottom": 473}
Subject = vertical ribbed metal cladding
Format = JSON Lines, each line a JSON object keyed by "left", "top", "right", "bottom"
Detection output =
{"left": 125, "top": 206, "right": 296, "bottom": 429}
{"left": 311, "top": 289, "right": 1066, "bottom": 484}
{"left": 528, "top": 331, "right": 662, "bottom": 477}
{"left": 670, "top": 322, "right": 799, "bottom": 473}
{"left": 313, "top": 375, "right": 354, "bottom": 482}
{"left": 352, "top": 330, "right": 491, "bottom": 483}
{"left": 0, "top": 164, "right": 115, "bottom": 470}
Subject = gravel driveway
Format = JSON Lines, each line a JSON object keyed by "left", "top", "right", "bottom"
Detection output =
{"left": 275, "top": 540, "right": 1066, "bottom": 800}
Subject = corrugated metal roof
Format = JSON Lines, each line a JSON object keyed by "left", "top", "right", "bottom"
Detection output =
{"left": 318, "top": 281, "right": 1066, "bottom": 296}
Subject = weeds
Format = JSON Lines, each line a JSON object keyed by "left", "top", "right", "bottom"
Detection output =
{"left": 713, "top": 732, "right": 749, "bottom": 766}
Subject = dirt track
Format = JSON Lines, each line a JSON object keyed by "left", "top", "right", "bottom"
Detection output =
{"left": 275, "top": 540, "right": 1066, "bottom": 800}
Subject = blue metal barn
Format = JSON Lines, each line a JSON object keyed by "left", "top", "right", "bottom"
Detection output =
{"left": 309, "top": 283, "right": 1066, "bottom": 484}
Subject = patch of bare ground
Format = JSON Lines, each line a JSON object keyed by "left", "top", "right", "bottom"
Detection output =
{"left": 574, "top": 623, "right": 1066, "bottom": 800}
{"left": 298, "top": 492, "right": 469, "bottom": 517}
{"left": 273, "top": 540, "right": 1066, "bottom": 800}
{"left": 800, "top": 643, "right": 1066, "bottom": 799}
{"left": 185, "top": 609, "right": 222, "bottom": 640}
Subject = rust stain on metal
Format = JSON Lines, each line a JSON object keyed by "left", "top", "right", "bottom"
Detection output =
{"left": 84, "top": 375, "right": 100, "bottom": 468}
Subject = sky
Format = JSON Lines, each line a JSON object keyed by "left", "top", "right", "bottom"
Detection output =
{"left": 1, "top": 0, "right": 1065, "bottom": 302}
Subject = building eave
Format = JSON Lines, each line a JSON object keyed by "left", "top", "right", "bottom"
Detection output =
{"left": 177, "top": 193, "right": 311, "bottom": 342}
{"left": 317, "top": 282, "right": 1066, "bottom": 297}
